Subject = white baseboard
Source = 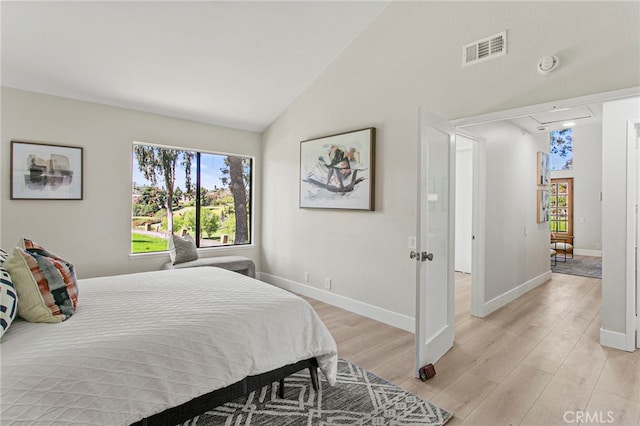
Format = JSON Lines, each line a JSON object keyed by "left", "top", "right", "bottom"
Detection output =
{"left": 482, "top": 271, "right": 552, "bottom": 317}
{"left": 574, "top": 249, "right": 602, "bottom": 257}
{"left": 259, "top": 272, "right": 415, "bottom": 332}
{"left": 600, "top": 327, "right": 635, "bottom": 352}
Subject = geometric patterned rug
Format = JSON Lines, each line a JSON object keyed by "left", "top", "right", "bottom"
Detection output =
{"left": 183, "top": 357, "right": 453, "bottom": 425}
{"left": 551, "top": 255, "right": 602, "bottom": 279}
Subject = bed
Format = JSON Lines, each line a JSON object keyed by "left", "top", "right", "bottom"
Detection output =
{"left": 0, "top": 267, "right": 338, "bottom": 425}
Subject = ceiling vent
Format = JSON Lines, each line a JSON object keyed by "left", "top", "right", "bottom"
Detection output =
{"left": 463, "top": 31, "right": 506, "bottom": 66}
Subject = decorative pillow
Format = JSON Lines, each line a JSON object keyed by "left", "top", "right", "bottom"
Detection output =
{"left": 0, "top": 249, "right": 18, "bottom": 338}
{"left": 169, "top": 233, "right": 199, "bottom": 265}
{"left": 4, "top": 238, "right": 78, "bottom": 323}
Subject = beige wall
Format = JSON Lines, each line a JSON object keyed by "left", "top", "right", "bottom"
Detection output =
{"left": 261, "top": 1, "right": 640, "bottom": 320}
{"left": 1, "top": 88, "right": 262, "bottom": 278}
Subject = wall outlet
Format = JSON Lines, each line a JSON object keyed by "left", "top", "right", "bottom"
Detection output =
{"left": 324, "top": 278, "right": 331, "bottom": 289}
{"left": 304, "top": 272, "right": 310, "bottom": 282}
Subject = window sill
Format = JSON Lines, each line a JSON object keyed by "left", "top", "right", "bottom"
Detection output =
{"left": 129, "top": 243, "right": 256, "bottom": 260}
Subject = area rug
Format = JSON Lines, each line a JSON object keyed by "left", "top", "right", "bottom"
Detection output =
{"left": 184, "top": 357, "right": 453, "bottom": 425}
{"left": 552, "top": 255, "right": 602, "bottom": 279}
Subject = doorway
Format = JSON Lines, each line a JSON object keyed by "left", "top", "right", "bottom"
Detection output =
{"left": 416, "top": 89, "right": 639, "bottom": 370}
{"left": 455, "top": 135, "right": 473, "bottom": 274}
{"left": 451, "top": 89, "right": 639, "bottom": 351}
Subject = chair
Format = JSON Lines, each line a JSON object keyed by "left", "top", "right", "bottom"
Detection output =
{"left": 550, "top": 248, "right": 557, "bottom": 266}
{"left": 551, "top": 233, "right": 574, "bottom": 262}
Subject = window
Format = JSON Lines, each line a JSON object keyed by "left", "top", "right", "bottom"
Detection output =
{"left": 549, "top": 178, "right": 573, "bottom": 236}
{"left": 131, "top": 143, "right": 252, "bottom": 254}
{"left": 549, "top": 128, "right": 573, "bottom": 170}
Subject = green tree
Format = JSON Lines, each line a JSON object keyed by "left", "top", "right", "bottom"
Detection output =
{"left": 200, "top": 186, "right": 211, "bottom": 207}
{"left": 220, "top": 156, "right": 250, "bottom": 243}
{"left": 139, "top": 186, "right": 164, "bottom": 213}
{"left": 201, "top": 209, "right": 220, "bottom": 238}
{"left": 174, "top": 187, "right": 183, "bottom": 207}
{"left": 222, "top": 214, "right": 236, "bottom": 241}
{"left": 134, "top": 146, "right": 193, "bottom": 233}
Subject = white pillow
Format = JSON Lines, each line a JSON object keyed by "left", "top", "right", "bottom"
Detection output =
{"left": 169, "top": 233, "right": 199, "bottom": 265}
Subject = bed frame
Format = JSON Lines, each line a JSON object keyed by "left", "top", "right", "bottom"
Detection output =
{"left": 132, "top": 358, "right": 319, "bottom": 426}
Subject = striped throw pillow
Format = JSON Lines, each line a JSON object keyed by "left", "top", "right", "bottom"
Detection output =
{"left": 0, "top": 249, "right": 18, "bottom": 338}
{"left": 4, "top": 238, "right": 78, "bottom": 323}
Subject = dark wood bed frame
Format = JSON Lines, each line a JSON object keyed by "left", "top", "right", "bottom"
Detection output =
{"left": 132, "top": 358, "right": 319, "bottom": 426}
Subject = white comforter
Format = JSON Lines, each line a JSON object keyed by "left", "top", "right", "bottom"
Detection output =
{"left": 0, "top": 268, "right": 337, "bottom": 425}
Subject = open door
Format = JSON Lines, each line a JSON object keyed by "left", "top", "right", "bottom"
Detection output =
{"left": 629, "top": 122, "right": 640, "bottom": 349}
{"left": 636, "top": 123, "right": 640, "bottom": 349}
{"left": 415, "top": 109, "right": 456, "bottom": 375}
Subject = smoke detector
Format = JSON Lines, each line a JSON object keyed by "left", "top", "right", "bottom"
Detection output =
{"left": 537, "top": 55, "right": 559, "bottom": 74}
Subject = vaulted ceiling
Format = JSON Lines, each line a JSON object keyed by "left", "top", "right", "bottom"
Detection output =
{"left": 1, "top": 1, "right": 390, "bottom": 132}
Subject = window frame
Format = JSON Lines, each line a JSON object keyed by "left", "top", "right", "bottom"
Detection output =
{"left": 549, "top": 128, "right": 574, "bottom": 171}
{"left": 549, "top": 177, "right": 573, "bottom": 238}
{"left": 131, "top": 142, "right": 254, "bottom": 254}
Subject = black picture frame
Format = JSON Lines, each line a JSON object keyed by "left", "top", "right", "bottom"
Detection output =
{"left": 299, "top": 127, "right": 375, "bottom": 211}
{"left": 11, "top": 140, "right": 83, "bottom": 200}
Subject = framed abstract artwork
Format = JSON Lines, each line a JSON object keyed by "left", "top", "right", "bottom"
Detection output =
{"left": 300, "top": 127, "right": 375, "bottom": 210}
{"left": 537, "top": 189, "right": 549, "bottom": 223}
{"left": 537, "top": 151, "right": 550, "bottom": 186}
{"left": 11, "top": 140, "right": 83, "bottom": 200}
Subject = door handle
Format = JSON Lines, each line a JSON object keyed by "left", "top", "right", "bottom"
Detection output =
{"left": 410, "top": 251, "right": 434, "bottom": 261}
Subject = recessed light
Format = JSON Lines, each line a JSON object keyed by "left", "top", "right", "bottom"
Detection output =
{"left": 562, "top": 122, "right": 575, "bottom": 127}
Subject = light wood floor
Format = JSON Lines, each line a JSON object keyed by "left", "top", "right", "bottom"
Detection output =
{"left": 303, "top": 273, "right": 640, "bottom": 426}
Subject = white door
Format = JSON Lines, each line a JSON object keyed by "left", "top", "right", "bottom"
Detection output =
{"left": 637, "top": 124, "right": 640, "bottom": 349}
{"left": 415, "top": 109, "right": 456, "bottom": 374}
{"left": 636, "top": 125, "right": 639, "bottom": 349}
{"left": 455, "top": 137, "right": 473, "bottom": 273}
{"left": 633, "top": 122, "right": 640, "bottom": 349}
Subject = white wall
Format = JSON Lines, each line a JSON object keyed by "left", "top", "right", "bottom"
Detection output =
{"left": 261, "top": 1, "right": 639, "bottom": 322}
{"left": 542, "top": 123, "right": 603, "bottom": 254}
{"left": 467, "top": 122, "right": 551, "bottom": 303}
{"left": 601, "top": 97, "right": 640, "bottom": 345}
{"left": 1, "top": 88, "right": 262, "bottom": 279}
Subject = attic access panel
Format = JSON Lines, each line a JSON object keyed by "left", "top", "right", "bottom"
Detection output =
{"left": 529, "top": 106, "right": 594, "bottom": 125}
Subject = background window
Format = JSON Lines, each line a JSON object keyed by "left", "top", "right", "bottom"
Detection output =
{"left": 549, "top": 128, "right": 573, "bottom": 171}
{"left": 131, "top": 143, "right": 252, "bottom": 254}
{"left": 549, "top": 177, "right": 573, "bottom": 236}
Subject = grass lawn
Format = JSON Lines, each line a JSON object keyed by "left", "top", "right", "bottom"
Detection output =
{"left": 132, "top": 232, "right": 168, "bottom": 253}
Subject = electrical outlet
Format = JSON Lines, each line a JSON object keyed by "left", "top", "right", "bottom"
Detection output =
{"left": 324, "top": 278, "right": 331, "bottom": 289}
{"left": 304, "top": 272, "right": 310, "bottom": 282}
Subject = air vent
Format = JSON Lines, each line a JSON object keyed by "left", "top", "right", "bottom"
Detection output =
{"left": 463, "top": 31, "right": 506, "bottom": 66}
